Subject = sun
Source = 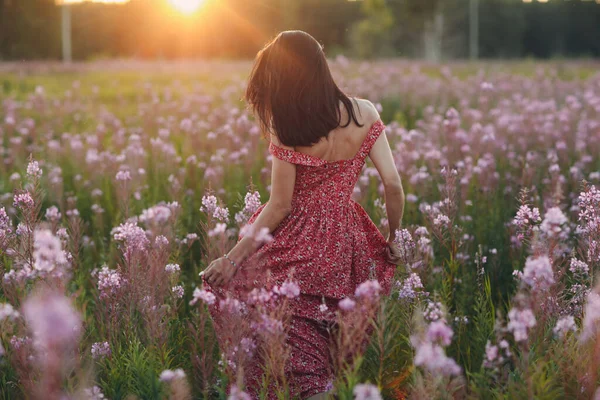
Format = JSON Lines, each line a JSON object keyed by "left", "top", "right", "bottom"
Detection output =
{"left": 167, "top": 0, "right": 205, "bottom": 14}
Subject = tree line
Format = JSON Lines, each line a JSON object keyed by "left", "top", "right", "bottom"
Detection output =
{"left": 0, "top": 0, "right": 598, "bottom": 60}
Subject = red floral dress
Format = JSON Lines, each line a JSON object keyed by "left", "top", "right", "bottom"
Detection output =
{"left": 204, "top": 120, "right": 396, "bottom": 399}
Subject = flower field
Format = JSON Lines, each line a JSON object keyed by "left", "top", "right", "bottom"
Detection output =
{"left": 1, "top": 59, "right": 600, "bottom": 399}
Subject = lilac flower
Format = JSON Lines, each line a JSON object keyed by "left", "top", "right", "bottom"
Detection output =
{"left": 83, "top": 386, "right": 106, "bottom": 400}
{"left": 433, "top": 214, "right": 451, "bottom": 226}
{"left": 507, "top": 308, "right": 536, "bottom": 342}
{"left": 353, "top": 383, "right": 382, "bottom": 400}
{"left": 235, "top": 191, "right": 262, "bottom": 224}
{"left": 514, "top": 205, "right": 541, "bottom": 228}
{"left": 22, "top": 290, "right": 82, "bottom": 350}
{"left": 355, "top": 280, "right": 382, "bottom": 300}
{"left": 253, "top": 314, "right": 284, "bottom": 336}
{"left": 339, "top": 297, "right": 356, "bottom": 311}
{"left": 520, "top": 255, "right": 555, "bottom": 290}
{"left": 26, "top": 160, "right": 42, "bottom": 178}
{"left": 139, "top": 204, "right": 172, "bottom": 226}
{"left": 319, "top": 303, "right": 329, "bottom": 313}
{"left": 190, "top": 287, "right": 216, "bottom": 306}
{"left": 91, "top": 341, "right": 111, "bottom": 359}
{"left": 424, "top": 301, "right": 444, "bottom": 322}
{"left": 484, "top": 341, "right": 499, "bottom": 366}
{"left": 580, "top": 292, "right": 600, "bottom": 342}
{"left": 553, "top": 315, "right": 576, "bottom": 338}
{"left": 159, "top": 368, "right": 186, "bottom": 382}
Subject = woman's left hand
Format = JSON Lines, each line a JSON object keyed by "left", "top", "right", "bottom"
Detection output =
{"left": 201, "top": 257, "right": 239, "bottom": 287}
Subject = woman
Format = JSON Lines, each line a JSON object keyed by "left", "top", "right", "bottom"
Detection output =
{"left": 202, "top": 31, "right": 405, "bottom": 399}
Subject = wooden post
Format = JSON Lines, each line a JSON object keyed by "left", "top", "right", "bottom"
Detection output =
{"left": 61, "top": 5, "right": 72, "bottom": 62}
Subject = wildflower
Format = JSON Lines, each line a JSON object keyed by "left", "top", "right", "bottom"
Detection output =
{"left": 200, "top": 194, "right": 218, "bottom": 214}
{"left": 355, "top": 280, "right": 382, "bottom": 300}
{"left": 96, "top": 265, "right": 124, "bottom": 299}
{"left": 411, "top": 338, "right": 461, "bottom": 376}
{"left": 45, "top": 206, "right": 61, "bottom": 222}
{"left": 240, "top": 224, "right": 273, "bottom": 243}
{"left": 115, "top": 170, "right": 131, "bottom": 181}
{"left": 22, "top": 290, "right": 82, "bottom": 350}
{"left": 521, "top": 255, "right": 554, "bottom": 290}
{"left": 484, "top": 341, "right": 499, "bottom": 364}
{"left": 208, "top": 223, "right": 228, "bottom": 237}
{"left": 165, "top": 263, "right": 180, "bottom": 274}
{"left": 540, "top": 207, "right": 568, "bottom": 236}
{"left": 26, "top": 160, "right": 42, "bottom": 178}
{"left": 159, "top": 368, "right": 186, "bottom": 382}
{"left": 228, "top": 385, "right": 252, "bottom": 400}
{"left": 278, "top": 280, "right": 300, "bottom": 298}
{"left": 190, "top": 287, "right": 216, "bottom": 306}
{"left": 319, "top": 303, "right": 329, "bottom": 313}
{"left": 155, "top": 235, "right": 169, "bottom": 247}
{"left": 139, "top": 204, "right": 172, "bottom": 226}
{"left": 83, "top": 386, "right": 106, "bottom": 400}
{"left": 91, "top": 341, "right": 111, "bottom": 359}
{"left": 111, "top": 221, "right": 149, "bottom": 250}
{"left": 514, "top": 205, "right": 541, "bottom": 228}
{"left": 353, "top": 383, "right": 382, "bottom": 400}
{"left": 0, "top": 303, "right": 20, "bottom": 321}
{"left": 253, "top": 314, "right": 284, "bottom": 336}
{"left": 424, "top": 301, "right": 444, "bottom": 322}
{"left": 580, "top": 291, "right": 600, "bottom": 342}
{"left": 569, "top": 258, "right": 589, "bottom": 275}
{"left": 339, "top": 297, "right": 356, "bottom": 311}
{"left": 393, "top": 229, "right": 415, "bottom": 261}
{"left": 553, "top": 315, "right": 576, "bottom": 338}
{"left": 397, "top": 273, "right": 424, "bottom": 300}
{"left": 33, "top": 229, "right": 67, "bottom": 272}
{"left": 507, "top": 308, "right": 536, "bottom": 342}
{"left": 13, "top": 192, "right": 34, "bottom": 210}
{"left": 426, "top": 320, "right": 454, "bottom": 346}
{"left": 172, "top": 285, "right": 184, "bottom": 298}
{"left": 433, "top": 214, "right": 450, "bottom": 226}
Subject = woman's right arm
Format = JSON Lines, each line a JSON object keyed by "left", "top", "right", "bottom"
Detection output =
{"left": 370, "top": 130, "right": 405, "bottom": 241}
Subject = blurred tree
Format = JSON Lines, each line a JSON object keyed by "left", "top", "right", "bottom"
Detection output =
{"left": 349, "top": 0, "right": 394, "bottom": 58}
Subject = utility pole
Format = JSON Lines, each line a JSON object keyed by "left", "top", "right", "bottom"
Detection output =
{"left": 469, "top": 0, "right": 479, "bottom": 60}
{"left": 61, "top": 4, "right": 72, "bottom": 62}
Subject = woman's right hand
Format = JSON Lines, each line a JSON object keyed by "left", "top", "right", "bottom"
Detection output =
{"left": 386, "top": 240, "right": 403, "bottom": 265}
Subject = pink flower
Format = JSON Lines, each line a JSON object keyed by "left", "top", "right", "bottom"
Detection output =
{"left": 507, "top": 308, "right": 536, "bottom": 342}
{"left": 355, "top": 280, "right": 382, "bottom": 300}
{"left": 580, "top": 291, "right": 600, "bottom": 342}
{"left": 278, "top": 281, "right": 300, "bottom": 298}
{"left": 426, "top": 320, "right": 454, "bottom": 346}
{"left": 115, "top": 170, "right": 131, "bottom": 181}
{"left": 22, "top": 290, "right": 82, "bottom": 350}
{"left": 520, "top": 255, "right": 554, "bottom": 290}
{"left": 159, "top": 368, "right": 185, "bottom": 382}
{"left": 353, "top": 383, "right": 382, "bottom": 400}
{"left": 339, "top": 297, "right": 356, "bottom": 311}
{"left": 26, "top": 160, "right": 42, "bottom": 178}
{"left": 553, "top": 315, "right": 576, "bottom": 338}
{"left": 33, "top": 229, "right": 68, "bottom": 272}
{"left": 13, "top": 192, "right": 34, "bottom": 210}
{"left": 91, "top": 341, "right": 111, "bottom": 359}
{"left": 190, "top": 287, "right": 216, "bottom": 306}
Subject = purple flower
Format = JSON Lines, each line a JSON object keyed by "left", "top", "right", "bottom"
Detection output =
{"left": 45, "top": 206, "right": 62, "bottom": 222}
{"left": 540, "top": 207, "right": 568, "bottom": 236}
{"left": 96, "top": 265, "right": 124, "bottom": 299}
{"left": 507, "top": 308, "right": 536, "bottom": 342}
{"left": 580, "top": 291, "right": 600, "bottom": 342}
{"left": 200, "top": 194, "right": 218, "bottom": 214}
{"left": 111, "top": 221, "right": 149, "bottom": 250}
{"left": 22, "top": 290, "right": 82, "bottom": 350}
{"left": 521, "top": 255, "right": 554, "bottom": 290}
{"left": 426, "top": 320, "right": 454, "bottom": 346}
{"left": 339, "top": 297, "right": 356, "bottom": 311}
{"left": 0, "top": 303, "right": 20, "bottom": 321}
{"left": 115, "top": 170, "right": 131, "bottom": 181}
{"left": 139, "top": 204, "right": 172, "bottom": 226}
{"left": 159, "top": 368, "right": 186, "bottom": 382}
{"left": 165, "top": 263, "right": 180, "bottom": 274}
{"left": 569, "top": 258, "right": 589, "bottom": 275}
{"left": 355, "top": 280, "right": 382, "bottom": 300}
{"left": 91, "top": 341, "right": 111, "bottom": 360}
{"left": 227, "top": 385, "right": 252, "bottom": 400}
{"left": 33, "top": 229, "right": 68, "bottom": 272}
{"left": 397, "top": 273, "right": 424, "bottom": 300}
{"left": 278, "top": 281, "right": 300, "bottom": 299}
{"left": 13, "top": 192, "right": 34, "bottom": 210}
{"left": 190, "top": 287, "right": 216, "bottom": 306}
{"left": 353, "top": 383, "right": 382, "bottom": 400}
{"left": 553, "top": 315, "right": 576, "bottom": 338}
{"left": 172, "top": 285, "right": 184, "bottom": 298}
{"left": 26, "top": 160, "right": 42, "bottom": 179}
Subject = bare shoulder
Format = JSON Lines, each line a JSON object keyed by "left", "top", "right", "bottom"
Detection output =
{"left": 269, "top": 133, "right": 294, "bottom": 150}
{"left": 349, "top": 97, "right": 380, "bottom": 127}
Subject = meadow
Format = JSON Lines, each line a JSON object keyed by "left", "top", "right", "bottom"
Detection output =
{"left": 1, "top": 59, "right": 600, "bottom": 399}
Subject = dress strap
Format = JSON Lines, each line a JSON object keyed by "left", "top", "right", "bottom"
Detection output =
{"left": 355, "top": 120, "right": 386, "bottom": 161}
{"left": 269, "top": 142, "right": 327, "bottom": 167}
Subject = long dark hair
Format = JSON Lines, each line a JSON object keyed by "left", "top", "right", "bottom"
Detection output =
{"left": 245, "top": 30, "right": 363, "bottom": 147}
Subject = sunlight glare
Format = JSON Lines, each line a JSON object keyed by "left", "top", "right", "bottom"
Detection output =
{"left": 168, "top": 0, "right": 205, "bottom": 14}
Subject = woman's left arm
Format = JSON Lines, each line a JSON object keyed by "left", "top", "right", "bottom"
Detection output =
{"left": 202, "top": 141, "right": 296, "bottom": 287}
